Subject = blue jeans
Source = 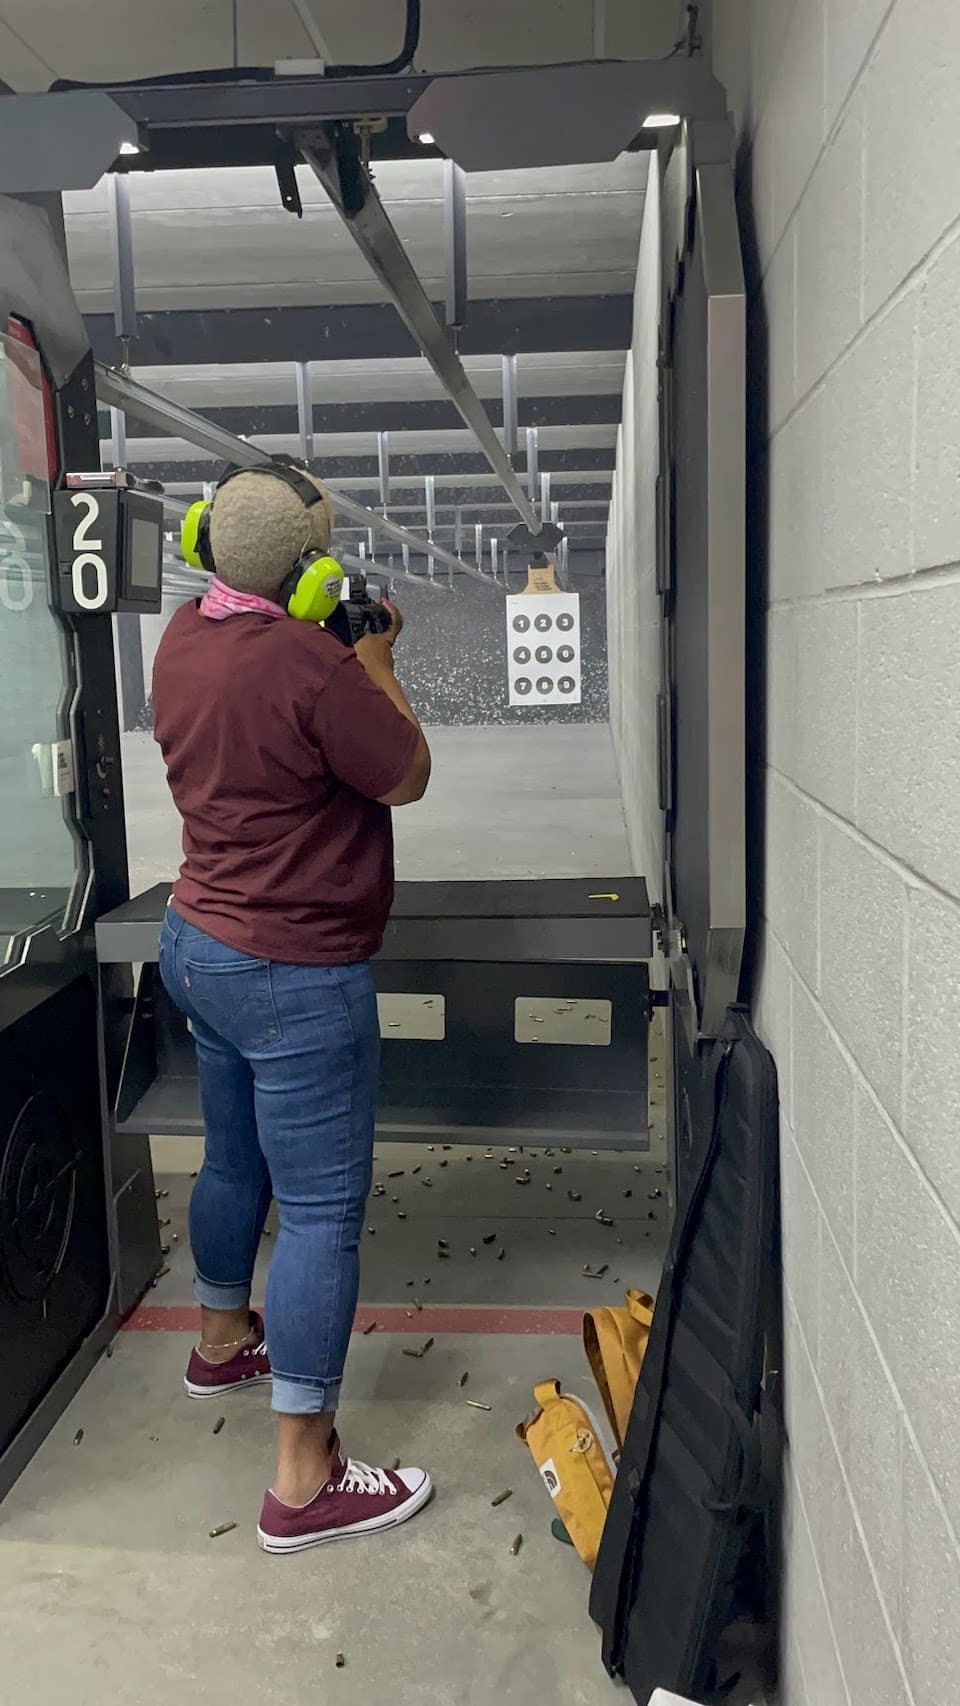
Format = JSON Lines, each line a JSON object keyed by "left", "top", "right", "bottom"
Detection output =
{"left": 158, "top": 907, "right": 379, "bottom": 1415}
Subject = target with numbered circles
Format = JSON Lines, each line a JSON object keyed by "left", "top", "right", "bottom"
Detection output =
{"left": 505, "top": 592, "right": 581, "bottom": 707}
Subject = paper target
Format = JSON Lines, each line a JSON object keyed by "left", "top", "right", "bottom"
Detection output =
{"left": 506, "top": 593, "right": 581, "bottom": 707}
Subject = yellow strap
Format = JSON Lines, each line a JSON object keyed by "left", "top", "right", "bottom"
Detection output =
{"left": 582, "top": 1311, "right": 620, "bottom": 1443}
{"left": 582, "top": 1291, "right": 656, "bottom": 1451}
{"left": 533, "top": 1378, "right": 562, "bottom": 1409}
{"left": 626, "top": 1289, "right": 655, "bottom": 1326}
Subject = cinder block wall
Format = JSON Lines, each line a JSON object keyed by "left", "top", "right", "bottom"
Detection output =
{"left": 606, "top": 150, "right": 662, "bottom": 896}
{"left": 711, "top": 3, "right": 960, "bottom": 1702}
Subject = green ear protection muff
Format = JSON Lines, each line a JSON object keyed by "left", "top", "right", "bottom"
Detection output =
{"left": 277, "top": 553, "right": 345, "bottom": 623}
{"left": 179, "top": 459, "right": 344, "bottom": 625}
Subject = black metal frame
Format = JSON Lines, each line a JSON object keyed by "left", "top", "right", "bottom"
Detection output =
{"left": 0, "top": 198, "right": 160, "bottom": 1502}
{"left": 96, "top": 879, "right": 653, "bottom": 1154}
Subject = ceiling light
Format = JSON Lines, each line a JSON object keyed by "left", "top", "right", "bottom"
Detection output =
{"left": 118, "top": 140, "right": 141, "bottom": 155}
{"left": 643, "top": 112, "right": 680, "bottom": 129}
{"left": 417, "top": 131, "right": 435, "bottom": 146}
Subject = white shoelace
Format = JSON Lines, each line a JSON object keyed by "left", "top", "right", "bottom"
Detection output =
{"left": 338, "top": 1457, "right": 397, "bottom": 1497}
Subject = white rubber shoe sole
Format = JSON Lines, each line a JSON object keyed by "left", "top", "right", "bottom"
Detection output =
{"left": 257, "top": 1470, "right": 434, "bottom": 1554}
{"left": 184, "top": 1371, "right": 273, "bottom": 1399}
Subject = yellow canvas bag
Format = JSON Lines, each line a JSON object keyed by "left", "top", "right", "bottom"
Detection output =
{"left": 582, "top": 1287, "right": 655, "bottom": 1451}
{"left": 515, "top": 1380, "right": 617, "bottom": 1569}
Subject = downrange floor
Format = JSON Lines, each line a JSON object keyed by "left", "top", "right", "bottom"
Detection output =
{"left": 120, "top": 721, "right": 631, "bottom": 891}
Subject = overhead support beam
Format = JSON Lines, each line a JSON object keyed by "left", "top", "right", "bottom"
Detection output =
{"left": 295, "top": 360, "right": 314, "bottom": 462}
{"left": 106, "top": 171, "right": 137, "bottom": 349}
{"left": 526, "top": 427, "right": 539, "bottom": 502}
{"left": 98, "top": 394, "right": 623, "bottom": 439}
{"left": 501, "top": 355, "right": 519, "bottom": 457}
{"left": 424, "top": 474, "right": 437, "bottom": 541}
{"left": 287, "top": 0, "right": 335, "bottom": 61}
{"left": 94, "top": 361, "right": 494, "bottom": 590}
{"left": 442, "top": 159, "right": 468, "bottom": 333}
{"left": 424, "top": 473, "right": 437, "bottom": 580}
{"left": 109, "top": 405, "right": 126, "bottom": 469}
{"left": 296, "top": 129, "right": 541, "bottom": 534}
{"left": 377, "top": 429, "right": 390, "bottom": 509}
{"left": 84, "top": 297, "right": 634, "bottom": 368}
{"left": 106, "top": 171, "right": 135, "bottom": 460}
{"left": 110, "top": 449, "right": 618, "bottom": 487}
{"left": 157, "top": 476, "right": 614, "bottom": 503}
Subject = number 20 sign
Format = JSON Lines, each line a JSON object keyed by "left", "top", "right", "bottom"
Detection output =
{"left": 53, "top": 487, "right": 120, "bottom": 614}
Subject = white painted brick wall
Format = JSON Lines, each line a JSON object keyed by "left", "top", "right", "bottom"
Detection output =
{"left": 862, "top": 0, "right": 960, "bottom": 316}
{"left": 857, "top": 585, "right": 960, "bottom": 895}
{"left": 711, "top": 0, "right": 960, "bottom": 1699}
{"left": 818, "top": 820, "right": 905, "bottom": 1121}
{"left": 769, "top": 600, "right": 858, "bottom": 818}
{"left": 820, "top": 291, "right": 917, "bottom": 588}
{"left": 766, "top": 778, "right": 820, "bottom": 993}
{"left": 795, "top": 97, "right": 864, "bottom": 397}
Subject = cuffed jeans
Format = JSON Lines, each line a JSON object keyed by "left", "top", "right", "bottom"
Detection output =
{"left": 159, "top": 906, "right": 378, "bottom": 1415}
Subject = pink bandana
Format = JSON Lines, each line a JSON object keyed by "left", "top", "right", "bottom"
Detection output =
{"left": 200, "top": 575, "right": 287, "bottom": 622}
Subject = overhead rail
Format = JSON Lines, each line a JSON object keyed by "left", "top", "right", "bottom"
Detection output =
{"left": 95, "top": 362, "right": 491, "bottom": 589}
{"left": 295, "top": 128, "right": 553, "bottom": 543}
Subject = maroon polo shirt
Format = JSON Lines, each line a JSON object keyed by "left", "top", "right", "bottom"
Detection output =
{"left": 152, "top": 603, "right": 420, "bottom": 964}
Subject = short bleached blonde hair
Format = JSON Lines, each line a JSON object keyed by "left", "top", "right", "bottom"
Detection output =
{"left": 209, "top": 468, "right": 335, "bottom": 597}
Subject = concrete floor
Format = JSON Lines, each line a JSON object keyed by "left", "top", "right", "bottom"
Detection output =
{"left": 120, "top": 721, "right": 631, "bottom": 891}
{"left": 0, "top": 721, "right": 670, "bottom": 1705}
{"left": 0, "top": 1332, "right": 630, "bottom": 1706}
{"left": 1, "top": 1134, "right": 671, "bottom": 1706}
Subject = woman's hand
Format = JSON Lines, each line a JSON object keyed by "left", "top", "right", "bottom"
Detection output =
{"left": 380, "top": 600, "right": 403, "bottom": 645}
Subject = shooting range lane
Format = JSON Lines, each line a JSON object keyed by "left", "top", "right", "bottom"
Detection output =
{"left": 0, "top": 709, "right": 663, "bottom": 1704}
{"left": 120, "top": 721, "right": 629, "bottom": 894}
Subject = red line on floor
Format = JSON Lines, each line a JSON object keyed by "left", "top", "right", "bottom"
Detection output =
{"left": 123, "top": 1303, "right": 584, "bottom": 1335}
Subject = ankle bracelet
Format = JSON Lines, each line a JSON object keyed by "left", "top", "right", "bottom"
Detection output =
{"left": 199, "top": 1333, "right": 255, "bottom": 1353}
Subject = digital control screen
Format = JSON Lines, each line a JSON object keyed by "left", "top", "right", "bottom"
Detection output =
{"left": 128, "top": 512, "right": 161, "bottom": 590}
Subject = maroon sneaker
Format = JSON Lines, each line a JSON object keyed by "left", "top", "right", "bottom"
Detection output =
{"left": 184, "top": 1313, "right": 272, "bottom": 1399}
{"left": 257, "top": 1433, "right": 433, "bottom": 1554}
